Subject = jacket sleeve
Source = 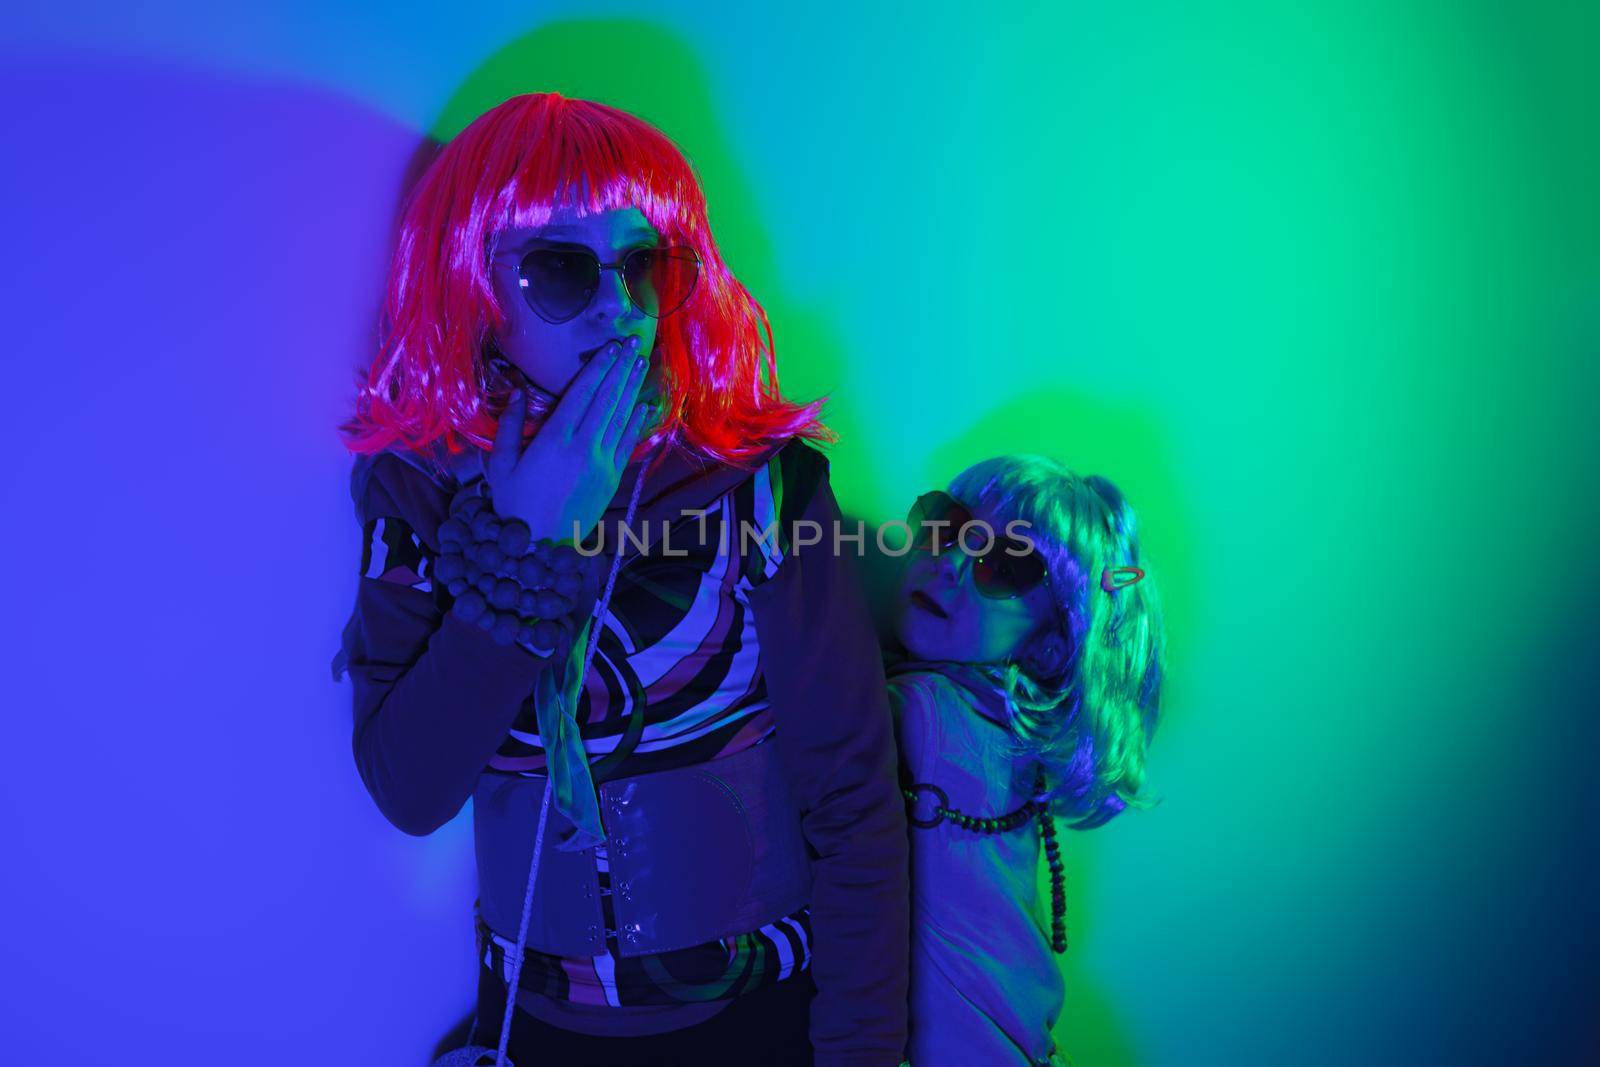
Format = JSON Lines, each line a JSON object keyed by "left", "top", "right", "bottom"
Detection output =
{"left": 746, "top": 444, "right": 911, "bottom": 1067}
{"left": 334, "top": 451, "right": 576, "bottom": 837}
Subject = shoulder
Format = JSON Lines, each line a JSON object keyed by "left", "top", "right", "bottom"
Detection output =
{"left": 747, "top": 435, "right": 831, "bottom": 520}
{"left": 771, "top": 434, "right": 830, "bottom": 482}
{"left": 732, "top": 436, "right": 835, "bottom": 583}
{"left": 348, "top": 447, "right": 463, "bottom": 559}
{"left": 888, "top": 668, "right": 968, "bottom": 713}
{"left": 888, "top": 669, "right": 969, "bottom": 765}
{"left": 892, "top": 667, "right": 1028, "bottom": 811}
{"left": 891, "top": 665, "right": 1014, "bottom": 752}
{"left": 888, "top": 663, "right": 1002, "bottom": 715}
{"left": 346, "top": 451, "right": 448, "bottom": 593}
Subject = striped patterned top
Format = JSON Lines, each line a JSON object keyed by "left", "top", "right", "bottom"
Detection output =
{"left": 478, "top": 437, "right": 826, "bottom": 1006}
{"left": 348, "top": 435, "right": 828, "bottom": 1007}
{"left": 488, "top": 440, "right": 820, "bottom": 780}
{"left": 338, "top": 430, "right": 909, "bottom": 1051}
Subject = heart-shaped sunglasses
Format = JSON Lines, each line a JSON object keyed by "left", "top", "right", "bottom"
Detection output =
{"left": 493, "top": 243, "right": 700, "bottom": 324}
{"left": 906, "top": 490, "right": 1050, "bottom": 600}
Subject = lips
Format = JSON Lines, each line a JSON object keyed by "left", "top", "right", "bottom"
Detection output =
{"left": 910, "top": 590, "right": 949, "bottom": 619}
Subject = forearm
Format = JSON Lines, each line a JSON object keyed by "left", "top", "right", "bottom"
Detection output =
{"left": 341, "top": 451, "right": 594, "bottom": 836}
{"left": 348, "top": 586, "right": 554, "bottom": 837}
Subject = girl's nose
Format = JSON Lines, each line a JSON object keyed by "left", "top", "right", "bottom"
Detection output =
{"left": 929, "top": 545, "right": 969, "bottom": 586}
{"left": 592, "top": 264, "right": 634, "bottom": 318}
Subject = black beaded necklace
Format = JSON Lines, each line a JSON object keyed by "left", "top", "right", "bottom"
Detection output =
{"left": 901, "top": 767, "right": 1068, "bottom": 954}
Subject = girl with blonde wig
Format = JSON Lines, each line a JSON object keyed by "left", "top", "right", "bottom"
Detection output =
{"left": 889, "top": 454, "right": 1166, "bottom": 1066}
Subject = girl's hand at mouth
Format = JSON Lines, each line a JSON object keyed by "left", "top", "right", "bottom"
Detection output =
{"left": 486, "top": 335, "right": 654, "bottom": 544}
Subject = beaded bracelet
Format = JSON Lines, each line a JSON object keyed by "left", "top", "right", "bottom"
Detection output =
{"left": 430, "top": 481, "right": 592, "bottom": 654}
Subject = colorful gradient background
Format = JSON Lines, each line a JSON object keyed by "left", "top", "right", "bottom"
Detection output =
{"left": 3, "top": 3, "right": 1595, "bottom": 1064}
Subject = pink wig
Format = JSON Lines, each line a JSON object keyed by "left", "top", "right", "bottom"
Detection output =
{"left": 338, "top": 92, "right": 831, "bottom": 467}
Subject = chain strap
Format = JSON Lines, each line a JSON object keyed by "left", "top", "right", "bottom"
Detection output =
{"left": 902, "top": 771, "right": 1069, "bottom": 954}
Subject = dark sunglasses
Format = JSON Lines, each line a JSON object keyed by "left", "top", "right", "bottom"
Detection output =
{"left": 906, "top": 490, "right": 1050, "bottom": 600}
{"left": 499, "top": 243, "right": 701, "bottom": 324}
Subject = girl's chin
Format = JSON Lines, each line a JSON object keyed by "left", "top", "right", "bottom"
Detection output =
{"left": 894, "top": 611, "right": 961, "bottom": 663}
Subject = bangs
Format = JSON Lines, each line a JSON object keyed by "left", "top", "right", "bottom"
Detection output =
{"left": 949, "top": 455, "right": 1094, "bottom": 622}
{"left": 950, "top": 456, "right": 1074, "bottom": 557}
{"left": 485, "top": 99, "right": 701, "bottom": 245}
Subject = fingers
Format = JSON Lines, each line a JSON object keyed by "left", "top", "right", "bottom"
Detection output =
{"left": 611, "top": 395, "right": 652, "bottom": 469}
{"left": 487, "top": 388, "right": 526, "bottom": 485}
{"left": 544, "top": 340, "right": 628, "bottom": 440}
{"left": 579, "top": 338, "right": 649, "bottom": 445}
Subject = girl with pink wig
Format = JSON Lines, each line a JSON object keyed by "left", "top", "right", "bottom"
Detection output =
{"left": 332, "top": 93, "right": 908, "bottom": 1066}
